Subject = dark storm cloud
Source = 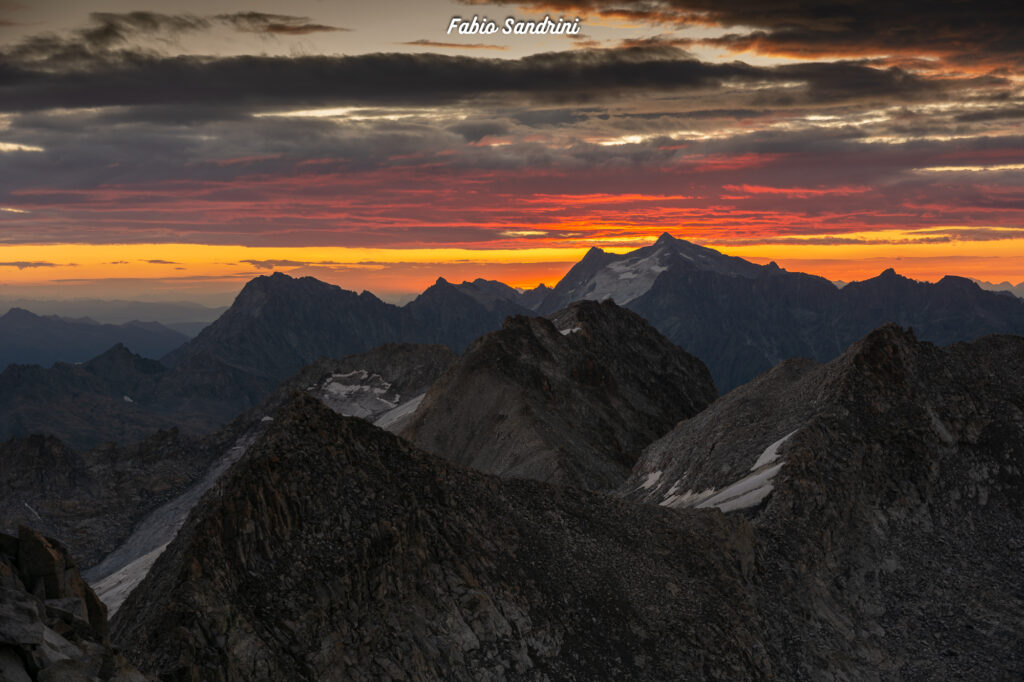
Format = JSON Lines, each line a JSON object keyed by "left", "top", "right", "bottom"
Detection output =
{"left": 3, "top": 11, "right": 348, "bottom": 72}
{"left": 0, "top": 44, "right": 971, "bottom": 113}
{"left": 214, "top": 12, "right": 348, "bottom": 35}
{"left": 446, "top": 120, "right": 511, "bottom": 142}
{"left": 464, "top": 0, "right": 1023, "bottom": 62}
{"left": 81, "top": 12, "right": 210, "bottom": 49}
{"left": 955, "top": 106, "right": 1024, "bottom": 123}
{"left": 403, "top": 40, "right": 507, "bottom": 50}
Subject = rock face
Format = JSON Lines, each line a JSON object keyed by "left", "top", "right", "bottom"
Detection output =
{"left": 402, "top": 300, "right": 716, "bottom": 490}
{"left": 535, "top": 233, "right": 1024, "bottom": 390}
{"left": 0, "top": 526, "right": 151, "bottom": 681}
{"left": 112, "top": 396, "right": 766, "bottom": 681}
{"left": 623, "top": 325, "right": 1024, "bottom": 679}
{"left": 402, "top": 278, "right": 532, "bottom": 351}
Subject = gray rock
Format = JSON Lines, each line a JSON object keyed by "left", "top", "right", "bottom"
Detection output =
{"left": 0, "top": 588, "right": 43, "bottom": 646}
{"left": 403, "top": 300, "right": 716, "bottom": 490}
{"left": 0, "top": 527, "right": 152, "bottom": 681}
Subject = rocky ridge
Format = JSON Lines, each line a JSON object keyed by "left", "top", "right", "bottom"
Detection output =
{"left": 402, "top": 299, "right": 716, "bottom": 490}
{"left": 623, "top": 324, "right": 1024, "bottom": 679}
{"left": 112, "top": 396, "right": 766, "bottom": 681}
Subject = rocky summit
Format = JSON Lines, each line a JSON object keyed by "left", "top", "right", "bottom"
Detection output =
{"left": 401, "top": 299, "right": 716, "bottom": 490}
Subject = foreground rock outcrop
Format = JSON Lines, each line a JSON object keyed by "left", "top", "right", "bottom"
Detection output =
{"left": 402, "top": 300, "right": 716, "bottom": 490}
{"left": 0, "top": 527, "right": 150, "bottom": 681}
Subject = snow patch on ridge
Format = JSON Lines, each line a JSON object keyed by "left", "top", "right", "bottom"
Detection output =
{"left": 318, "top": 370, "right": 400, "bottom": 418}
{"left": 697, "top": 463, "right": 785, "bottom": 513}
{"left": 658, "top": 429, "right": 800, "bottom": 512}
{"left": 660, "top": 487, "right": 717, "bottom": 508}
{"left": 640, "top": 470, "right": 662, "bottom": 489}
{"left": 751, "top": 430, "right": 798, "bottom": 471}
{"left": 374, "top": 393, "right": 426, "bottom": 433}
{"left": 92, "top": 543, "right": 168, "bottom": 615}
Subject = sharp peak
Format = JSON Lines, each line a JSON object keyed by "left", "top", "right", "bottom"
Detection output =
{"left": 654, "top": 232, "right": 677, "bottom": 245}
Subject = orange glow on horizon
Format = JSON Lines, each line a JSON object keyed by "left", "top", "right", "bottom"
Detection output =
{"left": 1, "top": 232, "right": 1023, "bottom": 302}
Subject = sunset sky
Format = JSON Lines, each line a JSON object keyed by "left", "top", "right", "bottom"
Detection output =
{"left": 0, "top": 0, "right": 1022, "bottom": 303}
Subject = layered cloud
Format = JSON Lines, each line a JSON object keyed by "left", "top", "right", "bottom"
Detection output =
{"left": 467, "top": 0, "right": 1023, "bottom": 67}
{"left": 0, "top": 3, "right": 1021, "bottom": 295}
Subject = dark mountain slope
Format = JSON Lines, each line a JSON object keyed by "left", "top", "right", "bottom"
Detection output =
{"left": 628, "top": 264, "right": 839, "bottom": 391}
{"left": 0, "top": 424, "right": 240, "bottom": 569}
{"left": 111, "top": 329, "right": 1024, "bottom": 681}
{"left": 402, "top": 299, "right": 716, "bottom": 490}
{"left": 402, "top": 276, "right": 533, "bottom": 350}
{"left": 623, "top": 325, "right": 1024, "bottom": 679}
{"left": 112, "top": 396, "right": 766, "bottom": 681}
{"left": 1, "top": 342, "right": 456, "bottom": 594}
{"left": 162, "top": 273, "right": 406, "bottom": 381}
{"left": 0, "top": 345, "right": 185, "bottom": 450}
{"left": 0, "top": 274, "right": 495, "bottom": 448}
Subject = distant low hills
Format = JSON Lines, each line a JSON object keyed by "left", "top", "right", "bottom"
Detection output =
{"left": 972, "top": 278, "right": 1024, "bottom": 298}
{"left": 0, "top": 307, "right": 188, "bottom": 369}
